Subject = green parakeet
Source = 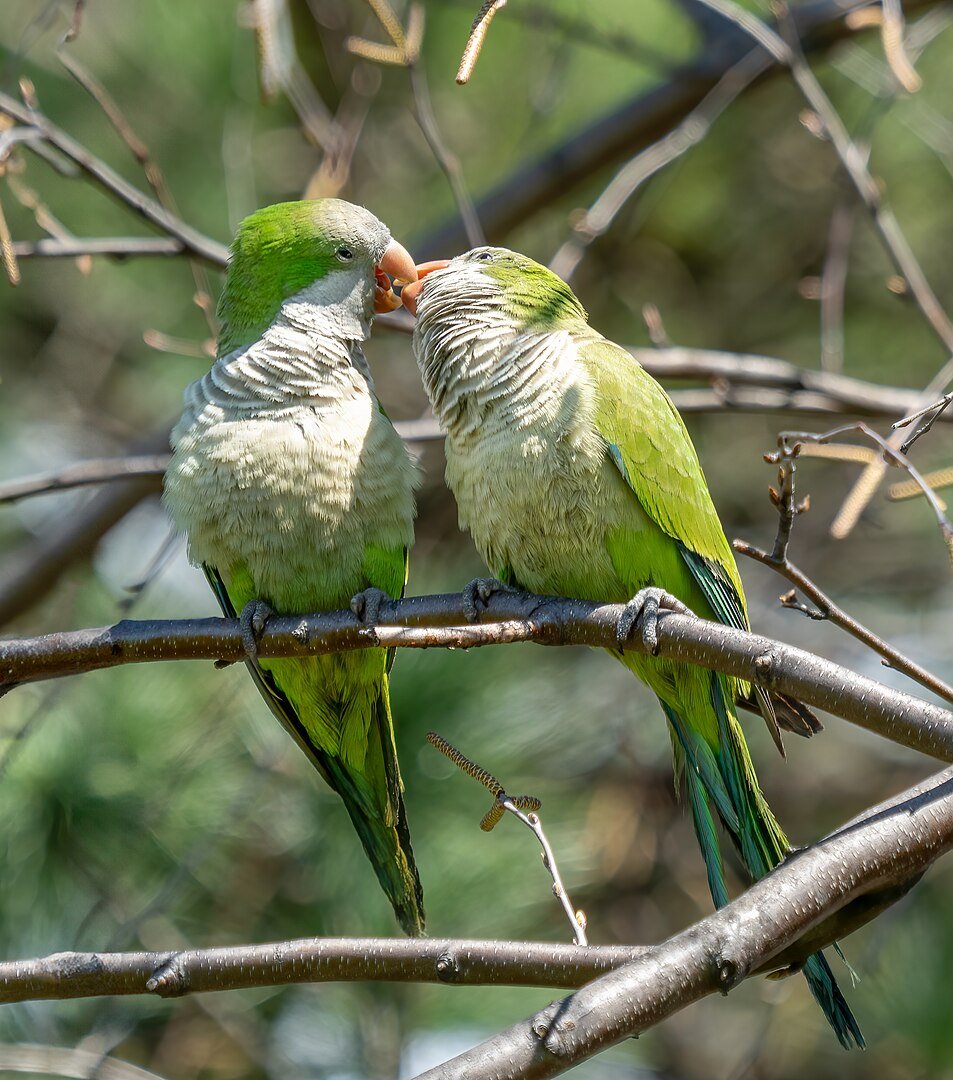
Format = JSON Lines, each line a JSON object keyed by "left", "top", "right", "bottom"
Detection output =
{"left": 164, "top": 199, "right": 425, "bottom": 934}
{"left": 402, "top": 248, "right": 863, "bottom": 1044}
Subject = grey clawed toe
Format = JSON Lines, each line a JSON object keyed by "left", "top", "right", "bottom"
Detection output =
{"left": 350, "top": 586, "right": 391, "bottom": 627}
{"left": 616, "top": 587, "right": 691, "bottom": 654}
{"left": 462, "top": 577, "right": 513, "bottom": 623}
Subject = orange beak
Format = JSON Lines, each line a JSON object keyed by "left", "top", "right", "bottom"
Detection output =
{"left": 400, "top": 259, "right": 451, "bottom": 317}
{"left": 374, "top": 239, "right": 418, "bottom": 314}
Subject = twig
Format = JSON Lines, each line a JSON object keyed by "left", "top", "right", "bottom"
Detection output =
{"left": 3, "top": 591, "right": 953, "bottom": 761}
{"left": 734, "top": 440, "right": 953, "bottom": 703}
{"left": 456, "top": 1, "right": 507, "bottom": 85}
{"left": 0, "top": 455, "right": 173, "bottom": 505}
{"left": 55, "top": 43, "right": 219, "bottom": 332}
{"left": 779, "top": 423, "right": 953, "bottom": 557}
{"left": 892, "top": 392, "right": 953, "bottom": 452}
{"left": 10, "top": 236, "right": 191, "bottom": 259}
{"left": 689, "top": 0, "right": 953, "bottom": 357}
{"left": 354, "top": 1, "right": 485, "bottom": 247}
{"left": 1, "top": 765, "right": 945, "bottom": 1013}
{"left": 410, "top": 56, "right": 486, "bottom": 248}
{"left": 416, "top": 763, "right": 953, "bottom": 1078}
{"left": 427, "top": 733, "right": 586, "bottom": 945}
{"left": 0, "top": 90, "right": 228, "bottom": 267}
{"left": 549, "top": 50, "right": 767, "bottom": 282}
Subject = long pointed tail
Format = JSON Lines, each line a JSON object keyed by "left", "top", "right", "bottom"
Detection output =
{"left": 316, "top": 683, "right": 425, "bottom": 936}
{"left": 662, "top": 681, "right": 863, "bottom": 1048}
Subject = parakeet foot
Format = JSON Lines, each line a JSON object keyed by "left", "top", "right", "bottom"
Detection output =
{"left": 350, "top": 586, "right": 391, "bottom": 626}
{"left": 616, "top": 588, "right": 692, "bottom": 654}
{"left": 239, "top": 599, "right": 275, "bottom": 673}
{"left": 462, "top": 577, "right": 514, "bottom": 622}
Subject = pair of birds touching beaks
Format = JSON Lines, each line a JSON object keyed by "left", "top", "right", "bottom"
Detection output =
{"left": 163, "top": 198, "right": 864, "bottom": 1048}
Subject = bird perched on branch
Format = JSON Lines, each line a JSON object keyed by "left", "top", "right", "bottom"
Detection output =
{"left": 164, "top": 199, "right": 425, "bottom": 934}
{"left": 402, "top": 247, "right": 863, "bottom": 1044}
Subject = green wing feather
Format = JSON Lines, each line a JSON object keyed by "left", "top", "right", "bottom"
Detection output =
{"left": 203, "top": 557, "right": 424, "bottom": 936}
{"left": 578, "top": 336, "right": 860, "bottom": 1047}
{"left": 580, "top": 338, "right": 817, "bottom": 751}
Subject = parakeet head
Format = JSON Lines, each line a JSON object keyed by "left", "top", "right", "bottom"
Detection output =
{"left": 404, "top": 247, "right": 590, "bottom": 436}
{"left": 217, "top": 199, "right": 416, "bottom": 355}
{"left": 401, "top": 247, "right": 587, "bottom": 327}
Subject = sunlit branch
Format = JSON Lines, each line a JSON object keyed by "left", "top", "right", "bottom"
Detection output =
{"left": 3, "top": 590, "right": 952, "bottom": 761}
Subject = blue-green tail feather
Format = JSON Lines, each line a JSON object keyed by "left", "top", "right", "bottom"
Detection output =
{"left": 661, "top": 680, "right": 863, "bottom": 1049}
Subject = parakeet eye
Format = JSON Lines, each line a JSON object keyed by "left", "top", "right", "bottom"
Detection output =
{"left": 475, "top": 251, "right": 493, "bottom": 261}
{"left": 336, "top": 247, "right": 353, "bottom": 261}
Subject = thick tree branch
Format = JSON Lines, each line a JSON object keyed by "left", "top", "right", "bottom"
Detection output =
{"left": 0, "top": 762, "right": 938, "bottom": 1065}
{"left": 0, "top": 873, "right": 917, "bottom": 1006}
{"left": 419, "top": 763, "right": 953, "bottom": 1078}
{"left": 418, "top": 0, "right": 947, "bottom": 256}
{"left": 2, "top": 591, "right": 951, "bottom": 759}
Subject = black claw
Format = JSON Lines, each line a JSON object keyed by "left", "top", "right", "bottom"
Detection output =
{"left": 616, "top": 588, "right": 689, "bottom": 655}
{"left": 239, "top": 599, "right": 275, "bottom": 668}
{"left": 350, "top": 587, "right": 391, "bottom": 626}
{"left": 462, "top": 577, "right": 510, "bottom": 623}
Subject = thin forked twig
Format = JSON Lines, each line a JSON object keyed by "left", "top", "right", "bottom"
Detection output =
{"left": 781, "top": 423, "right": 953, "bottom": 559}
{"left": 735, "top": 437, "right": 953, "bottom": 703}
{"left": 352, "top": 0, "right": 485, "bottom": 246}
{"left": 55, "top": 43, "right": 219, "bottom": 334}
{"left": 892, "top": 392, "right": 953, "bottom": 453}
{"left": 427, "top": 732, "right": 588, "bottom": 945}
{"left": 0, "top": 90, "right": 228, "bottom": 267}
{"left": 457, "top": 1, "right": 507, "bottom": 85}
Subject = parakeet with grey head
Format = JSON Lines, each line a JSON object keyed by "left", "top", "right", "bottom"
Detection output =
{"left": 401, "top": 247, "right": 862, "bottom": 1043}
{"left": 164, "top": 199, "right": 424, "bottom": 934}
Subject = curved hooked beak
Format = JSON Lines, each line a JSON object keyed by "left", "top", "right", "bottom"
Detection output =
{"left": 400, "top": 259, "right": 451, "bottom": 317}
{"left": 374, "top": 239, "right": 418, "bottom": 314}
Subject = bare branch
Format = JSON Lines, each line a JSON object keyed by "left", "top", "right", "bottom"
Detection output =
{"left": 10, "top": 236, "right": 194, "bottom": 259}
{"left": 421, "top": 0, "right": 950, "bottom": 257}
{"left": 0, "top": 90, "right": 228, "bottom": 267}
{"left": 892, "top": 391, "right": 953, "bottom": 452}
{"left": 427, "top": 733, "right": 586, "bottom": 945}
{"left": 0, "top": 772, "right": 938, "bottom": 1011}
{"left": 0, "top": 455, "right": 173, "bottom": 506}
{"left": 0, "top": 938, "right": 642, "bottom": 1004}
{"left": 549, "top": 50, "right": 767, "bottom": 282}
{"left": 418, "top": 763, "right": 953, "bottom": 1078}
{"left": 2, "top": 591, "right": 952, "bottom": 760}
{"left": 779, "top": 423, "right": 953, "bottom": 556}
{"left": 734, "top": 441, "right": 953, "bottom": 703}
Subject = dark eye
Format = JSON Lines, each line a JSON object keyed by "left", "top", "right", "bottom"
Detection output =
{"left": 475, "top": 251, "right": 493, "bottom": 261}
{"left": 336, "top": 246, "right": 353, "bottom": 261}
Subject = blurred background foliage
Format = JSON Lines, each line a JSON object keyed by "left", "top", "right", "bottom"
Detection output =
{"left": 0, "top": 0, "right": 952, "bottom": 1077}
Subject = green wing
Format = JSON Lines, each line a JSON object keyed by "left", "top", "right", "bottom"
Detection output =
{"left": 579, "top": 338, "right": 790, "bottom": 750}
{"left": 578, "top": 337, "right": 748, "bottom": 623}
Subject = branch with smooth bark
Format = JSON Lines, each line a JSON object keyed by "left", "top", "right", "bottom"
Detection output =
{"left": 419, "top": 762, "right": 953, "bottom": 1079}
{"left": 3, "top": 591, "right": 952, "bottom": 760}
{"left": 0, "top": 865, "right": 919, "bottom": 1006}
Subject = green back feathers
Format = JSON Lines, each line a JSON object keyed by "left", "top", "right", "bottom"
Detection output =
{"left": 217, "top": 199, "right": 391, "bottom": 355}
